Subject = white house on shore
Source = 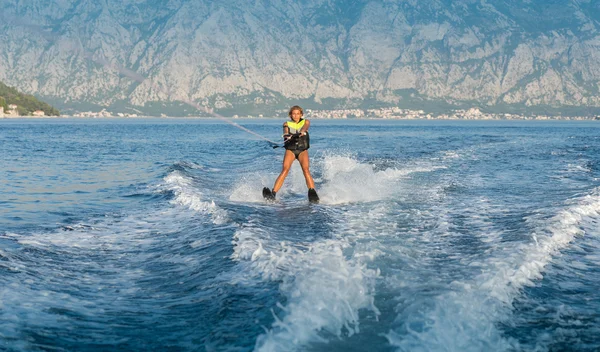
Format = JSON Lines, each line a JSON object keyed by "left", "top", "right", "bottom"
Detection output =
{"left": 7, "top": 104, "right": 18, "bottom": 117}
{"left": 32, "top": 110, "right": 45, "bottom": 117}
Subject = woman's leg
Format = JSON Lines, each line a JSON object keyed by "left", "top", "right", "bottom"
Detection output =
{"left": 273, "top": 150, "right": 296, "bottom": 193}
{"left": 297, "top": 150, "right": 315, "bottom": 189}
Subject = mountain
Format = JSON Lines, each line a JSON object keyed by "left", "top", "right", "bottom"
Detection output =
{"left": 0, "top": 81, "right": 60, "bottom": 116}
{"left": 1, "top": 0, "right": 600, "bottom": 116}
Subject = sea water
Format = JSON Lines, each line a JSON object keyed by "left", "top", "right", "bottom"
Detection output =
{"left": 1, "top": 118, "right": 599, "bottom": 351}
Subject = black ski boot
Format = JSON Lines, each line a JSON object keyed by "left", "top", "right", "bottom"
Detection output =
{"left": 262, "top": 187, "right": 276, "bottom": 201}
{"left": 308, "top": 188, "right": 319, "bottom": 203}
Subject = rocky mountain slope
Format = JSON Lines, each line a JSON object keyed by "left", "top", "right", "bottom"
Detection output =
{"left": 1, "top": 0, "right": 600, "bottom": 115}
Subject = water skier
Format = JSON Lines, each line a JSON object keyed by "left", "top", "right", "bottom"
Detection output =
{"left": 263, "top": 105, "right": 319, "bottom": 203}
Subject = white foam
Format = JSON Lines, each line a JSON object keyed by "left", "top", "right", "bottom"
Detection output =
{"left": 318, "top": 155, "right": 444, "bottom": 205}
{"left": 443, "top": 151, "right": 461, "bottom": 159}
{"left": 163, "top": 171, "right": 228, "bottom": 224}
{"left": 228, "top": 153, "right": 444, "bottom": 205}
{"left": 227, "top": 153, "right": 442, "bottom": 349}
{"left": 488, "top": 191, "right": 600, "bottom": 301}
{"left": 562, "top": 162, "right": 592, "bottom": 175}
{"left": 229, "top": 173, "right": 274, "bottom": 203}
{"left": 228, "top": 154, "right": 451, "bottom": 349}
{"left": 229, "top": 151, "right": 559, "bottom": 350}
{"left": 231, "top": 227, "right": 380, "bottom": 351}
{"left": 386, "top": 188, "right": 600, "bottom": 351}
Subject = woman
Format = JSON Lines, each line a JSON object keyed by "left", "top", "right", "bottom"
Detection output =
{"left": 263, "top": 105, "right": 319, "bottom": 203}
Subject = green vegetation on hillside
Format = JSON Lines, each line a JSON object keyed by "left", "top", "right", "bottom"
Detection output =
{"left": 0, "top": 81, "right": 60, "bottom": 116}
{"left": 0, "top": 96, "right": 7, "bottom": 111}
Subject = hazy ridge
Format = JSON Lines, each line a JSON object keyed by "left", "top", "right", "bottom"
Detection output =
{"left": 1, "top": 0, "right": 600, "bottom": 115}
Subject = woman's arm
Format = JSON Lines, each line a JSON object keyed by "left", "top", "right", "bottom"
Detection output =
{"left": 283, "top": 122, "right": 290, "bottom": 135}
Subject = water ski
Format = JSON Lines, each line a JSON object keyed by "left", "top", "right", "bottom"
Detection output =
{"left": 262, "top": 187, "right": 276, "bottom": 201}
{"left": 308, "top": 188, "right": 319, "bottom": 204}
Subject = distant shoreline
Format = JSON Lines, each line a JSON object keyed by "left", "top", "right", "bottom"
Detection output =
{"left": 6, "top": 105, "right": 600, "bottom": 120}
{"left": 2, "top": 116, "right": 599, "bottom": 121}
{"left": 4, "top": 106, "right": 600, "bottom": 121}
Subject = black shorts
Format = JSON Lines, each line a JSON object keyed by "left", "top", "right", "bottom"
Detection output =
{"left": 288, "top": 149, "right": 307, "bottom": 160}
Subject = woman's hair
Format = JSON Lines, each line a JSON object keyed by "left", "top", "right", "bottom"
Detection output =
{"left": 288, "top": 105, "right": 303, "bottom": 118}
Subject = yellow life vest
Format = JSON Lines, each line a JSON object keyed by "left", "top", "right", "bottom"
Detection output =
{"left": 286, "top": 119, "right": 306, "bottom": 134}
{"left": 284, "top": 119, "right": 309, "bottom": 151}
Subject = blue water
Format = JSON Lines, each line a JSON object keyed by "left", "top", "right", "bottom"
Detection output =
{"left": 1, "top": 118, "right": 599, "bottom": 351}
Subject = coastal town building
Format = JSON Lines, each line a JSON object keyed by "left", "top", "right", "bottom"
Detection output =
{"left": 6, "top": 104, "right": 19, "bottom": 117}
{"left": 72, "top": 109, "right": 139, "bottom": 118}
{"left": 0, "top": 104, "right": 50, "bottom": 118}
